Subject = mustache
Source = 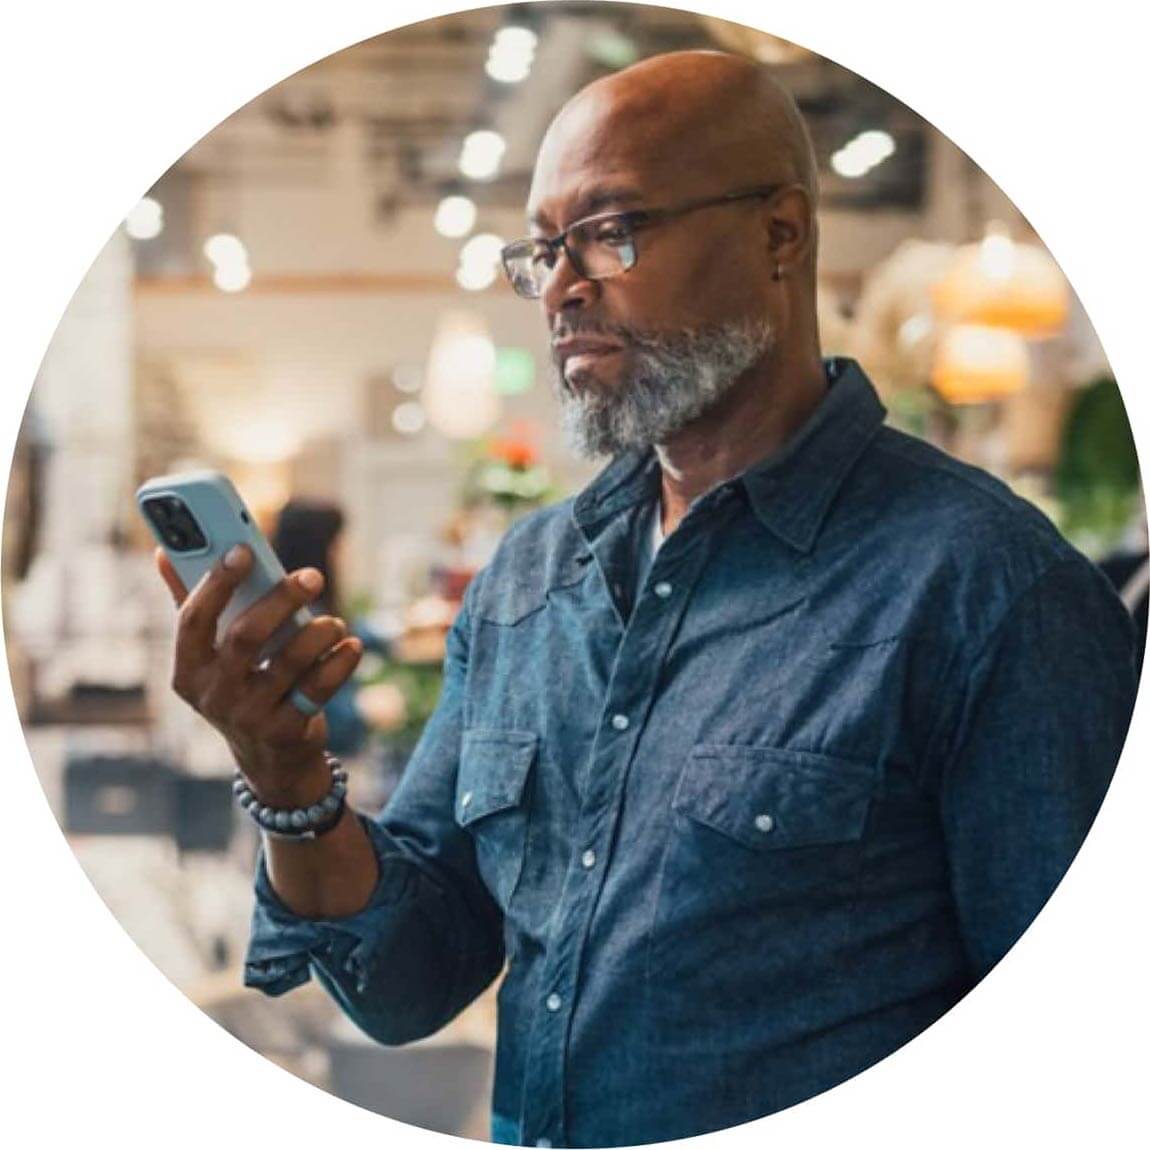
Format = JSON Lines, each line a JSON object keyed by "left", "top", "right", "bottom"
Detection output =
{"left": 550, "top": 320, "right": 638, "bottom": 349}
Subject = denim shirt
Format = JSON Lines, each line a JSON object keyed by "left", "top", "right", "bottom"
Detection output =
{"left": 245, "top": 358, "right": 1138, "bottom": 1148}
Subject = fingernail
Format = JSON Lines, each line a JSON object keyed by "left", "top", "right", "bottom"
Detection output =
{"left": 224, "top": 545, "right": 248, "bottom": 570}
{"left": 298, "top": 569, "right": 323, "bottom": 593}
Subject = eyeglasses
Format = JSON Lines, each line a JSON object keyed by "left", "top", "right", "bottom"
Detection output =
{"left": 501, "top": 184, "right": 784, "bottom": 300}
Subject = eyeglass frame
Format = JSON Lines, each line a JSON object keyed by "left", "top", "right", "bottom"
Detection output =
{"left": 500, "top": 183, "right": 787, "bottom": 299}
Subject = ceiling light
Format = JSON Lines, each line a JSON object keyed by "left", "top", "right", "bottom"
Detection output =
{"left": 125, "top": 196, "right": 164, "bottom": 240}
{"left": 460, "top": 130, "right": 507, "bottom": 181}
{"left": 392, "top": 364, "right": 423, "bottom": 394}
{"left": 423, "top": 311, "right": 501, "bottom": 438}
{"left": 493, "top": 26, "right": 538, "bottom": 53}
{"left": 434, "top": 195, "right": 477, "bottom": 238}
{"left": 487, "top": 55, "right": 533, "bottom": 84}
{"left": 487, "top": 26, "right": 537, "bottom": 84}
{"left": 203, "top": 233, "right": 248, "bottom": 267}
{"left": 461, "top": 232, "right": 505, "bottom": 267}
{"left": 391, "top": 401, "right": 427, "bottom": 436}
{"left": 831, "top": 129, "right": 897, "bottom": 179}
{"left": 213, "top": 262, "right": 252, "bottom": 293}
{"left": 456, "top": 262, "right": 498, "bottom": 292}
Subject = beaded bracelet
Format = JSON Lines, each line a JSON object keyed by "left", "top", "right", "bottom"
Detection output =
{"left": 232, "top": 753, "right": 348, "bottom": 840}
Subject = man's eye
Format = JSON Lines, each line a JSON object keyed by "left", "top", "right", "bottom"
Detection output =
{"left": 592, "top": 221, "right": 631, "bottom": 246}
{"left": 529, "top": 242, "right": 554, "bottom": 268}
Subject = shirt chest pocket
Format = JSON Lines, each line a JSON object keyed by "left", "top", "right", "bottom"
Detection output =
{"left": 454, "top": 728, "right": 538, "bottom": 911}
{"left": 662, "top": 745, "right": 878, "bottom": 908}
{"left": 675, "top": 744, "right": 876, "bottom": 849}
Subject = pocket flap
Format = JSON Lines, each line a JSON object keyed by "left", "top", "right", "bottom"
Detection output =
{"left": 673, "top": 745, "right": 875, "bottom": 850}
{"left": 456, "top": 729, "right": 538, "bottom": 827}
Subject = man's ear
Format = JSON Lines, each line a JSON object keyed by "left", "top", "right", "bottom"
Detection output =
{"left": 765, "top": 186, "right": 814, "bottom": 269}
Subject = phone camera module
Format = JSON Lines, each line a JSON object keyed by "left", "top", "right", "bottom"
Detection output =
{"left": 144, "top": 496, "right": 207, "bottom": 553}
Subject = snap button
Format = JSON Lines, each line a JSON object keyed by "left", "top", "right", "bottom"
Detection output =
{"left": 653, "top": 581, "right": 672, "bottom": 599}
{"left": 754, "top": 813, "right": 775, "bottom": 834}
{"left": 611, "top": 713, "right": 630, "bottom": 731}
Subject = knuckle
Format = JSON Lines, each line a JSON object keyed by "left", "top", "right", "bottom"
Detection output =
{"left": 314, "top": 615, "right": 348, "bottom": 643}
{"left": 177, "top": 600, "right": 201, "bottom": 630}
{"left": 170, "top": 671, "right": 193, "bottom": 703}
{"left": 225, "top": 619, "right": 262, "bottom": 654}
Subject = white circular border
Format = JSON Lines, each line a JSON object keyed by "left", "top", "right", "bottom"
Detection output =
{"left": 1, "top": 3, "right": 1145, "bottom": 1148}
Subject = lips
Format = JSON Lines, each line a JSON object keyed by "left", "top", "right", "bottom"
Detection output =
{"left": 553, "top": 337, "right": 622, "bottom": 362}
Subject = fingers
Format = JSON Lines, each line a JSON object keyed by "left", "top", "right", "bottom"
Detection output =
{"left": 155, "top": 548, "right": 188, "bottom": 607}
{"left": 242, "top": 615, "right": 350, "bottom": 711}
{"left": 263, "top": 636, "right": 365, "bottom": 741}
{"left": 172, "top": 544, "right": 257, "bottom": 671}
{"left": 215, "top": 563, "right": 326, "bottom": 677}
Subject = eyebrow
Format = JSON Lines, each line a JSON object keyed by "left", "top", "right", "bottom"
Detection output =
{"left": 529, "top": 186, "right": 646, "bottom": 230}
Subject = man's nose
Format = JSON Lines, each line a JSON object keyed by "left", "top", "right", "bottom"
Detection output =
{"left": 541, "top": 248, "right": 599, "bottom": 317}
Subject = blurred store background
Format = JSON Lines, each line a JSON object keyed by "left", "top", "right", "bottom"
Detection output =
{"left": 2, "top": 2, "right": 1145, "bottom": 1140}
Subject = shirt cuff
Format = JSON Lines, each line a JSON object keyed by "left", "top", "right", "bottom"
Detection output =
{"left": 243, "top": 812, "right": 419, "bottom": 997}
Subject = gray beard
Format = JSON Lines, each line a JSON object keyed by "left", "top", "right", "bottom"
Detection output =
{"left": 549, "top": 317, "right": 775, "bottom": 459}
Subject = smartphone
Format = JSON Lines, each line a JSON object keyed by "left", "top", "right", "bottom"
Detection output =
{"left": 136, "top": 470, "right": 313, "bottom": 664}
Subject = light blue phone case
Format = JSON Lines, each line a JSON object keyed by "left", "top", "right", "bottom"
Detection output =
{"left": 135, "top": 469, "right": 315, "bottom": 674}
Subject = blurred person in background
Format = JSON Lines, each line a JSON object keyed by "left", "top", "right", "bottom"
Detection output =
{"left": 270, "top": 499, "right": 406, "bottom": 756}
{"left": 157, "top": 51, "right": 1139, "bottom": 1147}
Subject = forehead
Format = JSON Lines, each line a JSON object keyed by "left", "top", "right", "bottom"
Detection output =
{"left": 526, "top": 92, "right": 675, "bottom": 228}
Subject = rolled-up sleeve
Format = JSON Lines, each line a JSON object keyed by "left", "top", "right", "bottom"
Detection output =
{"left": 938, "top": 555, "right": 1139, "bottom": 978}
{"left": 243, "top": 580, "right": 506, "bottom": 1046}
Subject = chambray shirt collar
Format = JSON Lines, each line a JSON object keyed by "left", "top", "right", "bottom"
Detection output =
{"left": 572, "top": 357, "right": 888, "bottom": 554}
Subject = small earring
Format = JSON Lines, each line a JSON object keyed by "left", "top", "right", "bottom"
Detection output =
{"left": 772, "top": 264, "right": 784, "bottom": 282}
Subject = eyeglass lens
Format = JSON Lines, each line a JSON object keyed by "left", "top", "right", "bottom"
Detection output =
{"left": 505, "top": 218, "right": 637, "bottom": 298}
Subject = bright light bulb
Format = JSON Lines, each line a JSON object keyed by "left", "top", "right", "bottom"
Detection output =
{"left": 213, "top": 262, "right": 252, "bottom": 293}
{"left": 486, "top": 55, "right": 533, "bottom": 83}
{"left": 125, "top": 196, "right": 164, "bottom": 240}
{"left": 456, "top": 262, "right": 498, "bottom": 292}
{"left": 979, "top": 227, "right": 1016, "bottom": 283}
{"left": 434, "top": 195, "right": 477, "bottom": 238}
{"left": 460, "top": 130, "right": 506, "bottom": 181}
{"left": 392, "top": 364, "right": 423, "bottom": 394}
{"left": 461, "top": 232, "right": 505, "bottom": 267}
{"left": 204, "top": 233, "right": 247, "bottom": 267}
{"left": 494, "top": 26, "right": 537, "bottom": 53}
{"left": 856, "top": 130, "right": 895, "bottom": 163}
{"left": 391, "top": 401, "right": 427, "bottom": 435}
{"left": 831, "top": 148, "right": 870, "bottom": 178}
{"left": 832, "top": 130, "right": 896, "bottom": 179}
{"left": 486, "top": 28, "right": 537, "bottom": 85}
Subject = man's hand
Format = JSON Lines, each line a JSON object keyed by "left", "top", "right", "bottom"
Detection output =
{"left": 156, "top": 543, "right": 363, "bottom": 807}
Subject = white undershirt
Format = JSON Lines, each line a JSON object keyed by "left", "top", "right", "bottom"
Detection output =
{"left": 633, "top": 496, "right": 665, "bottom": 604}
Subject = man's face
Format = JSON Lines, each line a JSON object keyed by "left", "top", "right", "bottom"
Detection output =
{"left": 525, "top": 95, "right": 777, "bottom": 458}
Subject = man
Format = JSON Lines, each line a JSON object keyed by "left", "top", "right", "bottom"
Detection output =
{"left": 158, "top": 51, "right": 1138, "bottom": 1147}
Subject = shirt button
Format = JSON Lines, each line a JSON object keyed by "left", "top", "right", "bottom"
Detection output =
{"left": 653, "top": 581, "right": 672, "bottom": 599}
{"left": 545, "top": 992, "right": 562, "bottom": 1012}
{"left": 581, "top": 849, "right": 596, "bottom": 869}
{"left": 754, "top": 813, "right": 775, "bottom": 834}
{"left": 611, "top": 713, "right": 630, "bottom": 731}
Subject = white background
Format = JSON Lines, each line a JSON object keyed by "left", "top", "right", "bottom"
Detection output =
{"left": 1, "top": 2, "right": 1146, "bottom": 1147}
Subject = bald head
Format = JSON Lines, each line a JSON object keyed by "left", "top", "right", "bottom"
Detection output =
{"left": 547, "top": 52, "right": 815, "bottom": 199}
{"left": 533, "top": 50, "right": 819, "bottom": 274}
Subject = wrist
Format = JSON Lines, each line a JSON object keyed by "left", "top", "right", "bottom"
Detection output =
{"left": 242, "top": 753, "right": 332, "bottom": 809}
{"left": 234, "top": 752, "right": 349, "bottom": 840}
